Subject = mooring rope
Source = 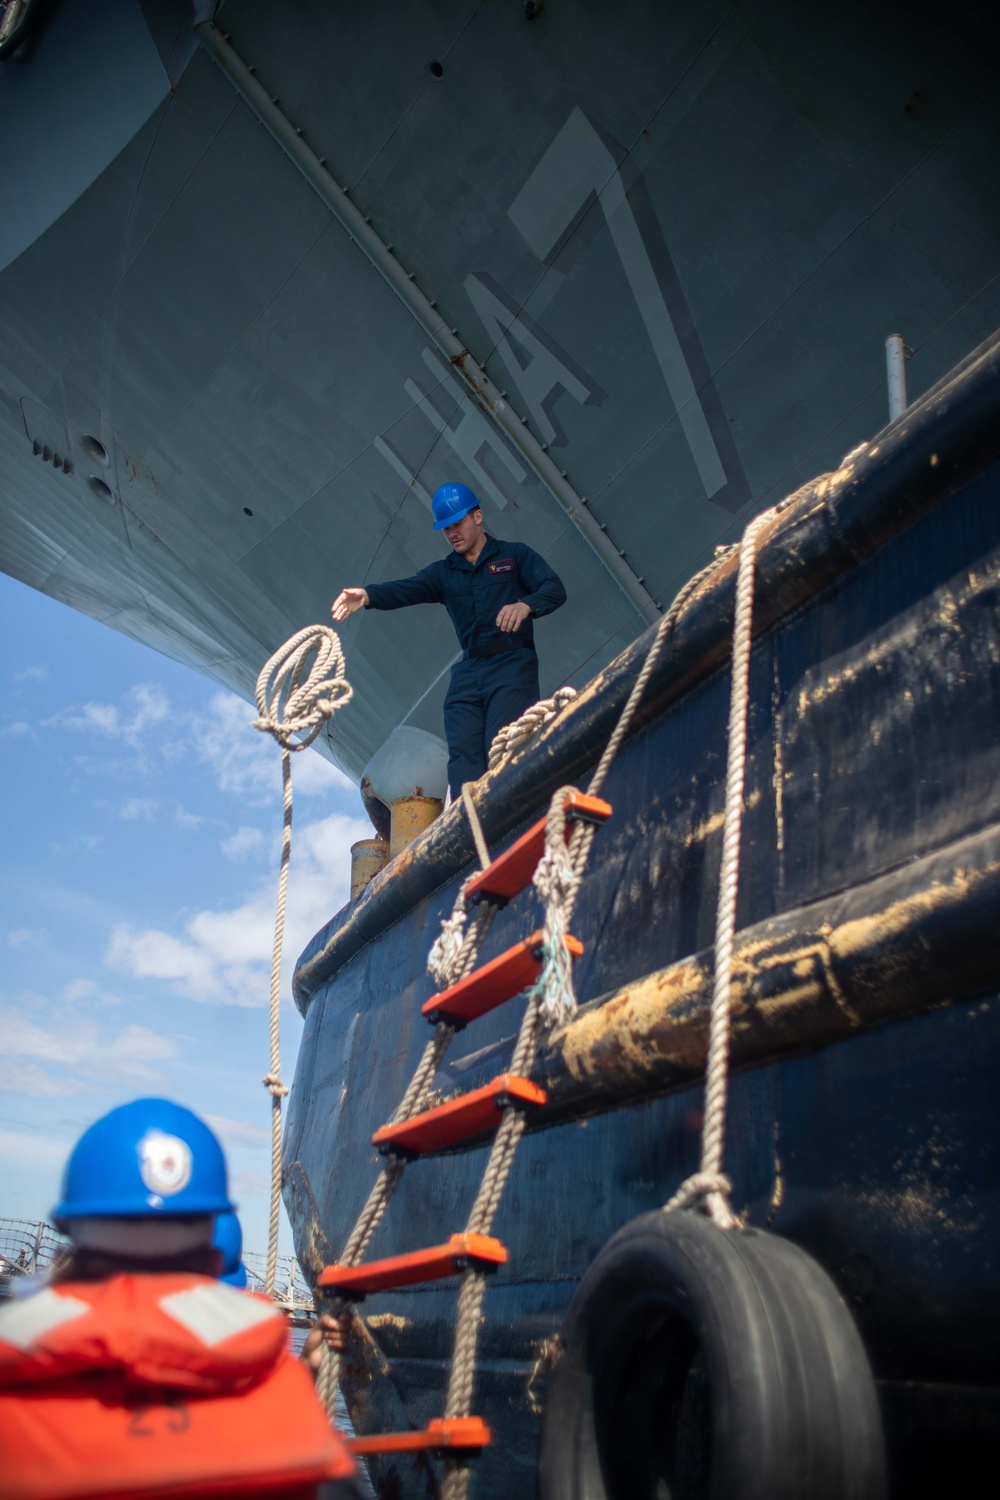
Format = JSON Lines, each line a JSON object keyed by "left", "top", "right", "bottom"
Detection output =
{"left": 663, "top": 507, "right": 778, "bottom": 1228}
{"left": 253, "top": 626, "right": 353, "bottom": 1297}
{"left": 486, "top": 684, "right": 577, "bottom": 772}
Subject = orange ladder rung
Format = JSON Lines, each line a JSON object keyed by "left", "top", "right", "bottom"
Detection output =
{"left": 373, "top": 1074, "right": 548, "bottom": 1157}
{"left": 318, "top": 1233, "right": 507, "bottom": 1298}
{"left": 346, "top": 1417, "right": 492, "bottom": 1455}
{"left": 464, "top": 791, "right": 612, "bottom": 905}
{"left": 422, "top": 931, "right": 583, "bottom": 1027}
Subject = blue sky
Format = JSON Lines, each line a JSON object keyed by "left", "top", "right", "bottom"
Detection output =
{"left": 0, "top": 571, "right": 369, "bottom": 1253}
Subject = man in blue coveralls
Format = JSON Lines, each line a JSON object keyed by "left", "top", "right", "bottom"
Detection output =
{"left": 332, "top": 482, "right": 566, "bottom": 801}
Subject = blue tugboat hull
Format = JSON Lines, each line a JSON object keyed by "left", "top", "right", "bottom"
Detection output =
{"left": 288, "top": 336, "right": 1000, "bottom": 1497}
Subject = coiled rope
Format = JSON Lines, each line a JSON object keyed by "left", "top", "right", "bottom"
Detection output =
{"left": 253, "top": 626, "right": 353, "bottom": 1296}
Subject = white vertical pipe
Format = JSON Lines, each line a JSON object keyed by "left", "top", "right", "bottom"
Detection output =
{"left": 885, "top": 334, "right": 908, "bottom": 422}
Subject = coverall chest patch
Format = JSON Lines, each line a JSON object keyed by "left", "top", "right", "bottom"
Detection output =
{"left": 488, "top": 559, "right": 514, "bottom": 574}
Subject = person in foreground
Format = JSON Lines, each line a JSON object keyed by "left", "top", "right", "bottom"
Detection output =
{"left": 0, "top": 1098, "right": 364, "bottom": 1500}
{"left": 332, "top": 482, "right": 567, "bottom": 800}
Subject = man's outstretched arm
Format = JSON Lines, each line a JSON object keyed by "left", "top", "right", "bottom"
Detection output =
{"left": 332, "top": 564, "right": 444, "bottom": 622}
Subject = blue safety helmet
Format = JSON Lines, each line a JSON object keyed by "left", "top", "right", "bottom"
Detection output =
{"left": 51, "top": 1097, "right": 234, "bottom": 1229}
{"left": 431, "top": 482, "right": 481, "bottom": 531}
{"left": 213, "top": 1209, "right": 248, "bottom": 1287}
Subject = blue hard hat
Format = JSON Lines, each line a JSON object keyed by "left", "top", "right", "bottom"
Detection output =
{"left": 52, "top": 1097, "right": 234, "bottom": 1228}
{"left": 221, "top": 1261, "right": 249, "bottom": 1289}
{"left": 432, "top": 482, "right": 481, "bottom": 531}
{"left": 213, "top": 1209, "right": 244, "bottom": 1277}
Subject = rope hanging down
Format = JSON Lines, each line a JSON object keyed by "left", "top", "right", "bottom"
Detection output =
{"left": 253, "top": 626, "right": 353, "bottom": 1297}
{"left": 663, "top": 506, "right": 778, "bottom": 1229}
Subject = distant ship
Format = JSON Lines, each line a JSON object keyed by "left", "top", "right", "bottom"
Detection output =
{"left": 3, "top": 3, "right": 999, "bottom": 1498}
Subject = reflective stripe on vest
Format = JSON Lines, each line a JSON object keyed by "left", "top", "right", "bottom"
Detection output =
{"left": 0, "top": 1289, "right": 90, "bottom": 1350}
{"left": 0, "top": 1275, "right": 356, "bottom": 1499}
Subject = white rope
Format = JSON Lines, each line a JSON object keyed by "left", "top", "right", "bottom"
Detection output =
{"left": 664, "top": 507, "right": 776, "bottom": 1230}
{"left": 427, "top": 882, "right": 472, "bottom": 990}
{"left": 253, "top": 625, "right": 352, "bottom": 752}
{"left": 253, "top": 626, "right": 353, "bottom": 1295}
{"left": 460, "top": 782, "right": 491, "bottom": 872}
{"left": 486, "top": 685, "right": 577, "bottom": 771}
{"left": 530, "top": 787, "right": 586, "bottom": 1028}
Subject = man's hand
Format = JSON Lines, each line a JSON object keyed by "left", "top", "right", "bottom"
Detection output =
{"left": 301, "top": 1312, "right": 352, "bottom": 1379}
{"left": 496, "top": 600, "right": 532, "bottom": 633}
{"left": 332, "top": 587, "right": 369, "bottom": 622}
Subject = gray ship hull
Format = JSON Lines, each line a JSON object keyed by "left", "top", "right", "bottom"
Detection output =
{"left": 2, "top": 0, "right": 998, "bottom": 780}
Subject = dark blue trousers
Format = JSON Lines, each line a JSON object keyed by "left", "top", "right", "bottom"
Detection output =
{"left": 443, "top": 650, "right": 540, "bottom": 800}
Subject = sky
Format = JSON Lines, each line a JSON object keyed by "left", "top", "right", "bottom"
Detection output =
{"left": 0, "top": 570, "right": 369, "bottom": 1255}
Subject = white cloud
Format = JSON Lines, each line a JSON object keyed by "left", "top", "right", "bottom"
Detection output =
{"left": 106, "top": 810, "right": 368, "bottom": 1007}
{"left": 61, "top": 682, "right": 169, "bottom": 747}
{"left": 221, "top": 826, "right": 266, "bottom": 862}
{"left": 57, "top": 682, "right": 351, "bottom": 807}
{"left": 50, "top": 834, "right": 102, "bottom": 857}
{"left": 0, "top": 1001, "right": 178, "bottom": 1098}
{"left": 120, "top": 797, "right": 158, "bottom": 822}
{"left": 1, "top": 720, "right": 30, "bottom": 739}
{"left": 106, "top": 926, "right": 220, "bottom": 996}
{"left": 0, "top": 1124, "right": 70, "bottom": 1169}
{"left": 186, "top": 693, "right": 350, "bottom": 805}
{"left": 63, "top": 701, "right": 121, "bottom": 735}
{"left": 229, "top": 1170, "right": 269, "bottom": 1197}
{"left": 64, "top": 978, "right": 98, "bottom": 1002}
{"left": 173, "top": 806, "right": 208, "bottom": 831}
{"left": 15, "top": 665, "right": 49, "bottom": 684}
{"left": 9, "top": 1063, "right": 86, "bottom": 1099}
{"left": 63, "top": 978, "right": 125, "bottom": 1007}
{"left": 205, "top": 1113, "right": 269, "bottom": 1149}
{"left": 7, "top": 927, "right": 44, "bottom": 951}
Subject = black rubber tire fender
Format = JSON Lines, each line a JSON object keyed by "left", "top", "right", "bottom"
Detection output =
{"left": 537, "top": 1210, "right": 886, "bottom": 1500}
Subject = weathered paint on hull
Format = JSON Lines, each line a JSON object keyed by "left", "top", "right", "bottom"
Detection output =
{"left": 287, "top": 339, "right": 1000, "bottom": 1496}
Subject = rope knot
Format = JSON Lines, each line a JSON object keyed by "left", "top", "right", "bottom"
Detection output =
{"left": 263, "top": 1073, "right": 289, "bottom": 1098}
{"left": 664, "top": 1172, "right": 739, "bottom": 1230}
{"left": 427, "top": 883, "right": 471, "bottom": 989}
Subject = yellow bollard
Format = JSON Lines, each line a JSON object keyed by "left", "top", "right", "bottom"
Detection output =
{"left": 350, "top": 838, "right": 390, "bottom": 900}
{"left": 389, "top": 787, "right": 443, "bottom": 860}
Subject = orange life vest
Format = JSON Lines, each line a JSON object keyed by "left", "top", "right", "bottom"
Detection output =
{"left": 0, "top": 1273, "right": 356, "bottom": 1500}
